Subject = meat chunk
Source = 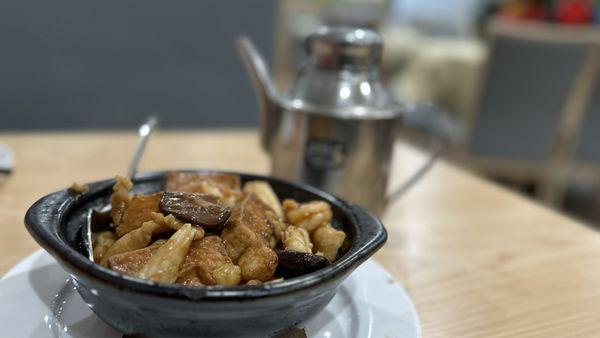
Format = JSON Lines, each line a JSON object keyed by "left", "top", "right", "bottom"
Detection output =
{"left": 282, "top": 226, "right": 312, "bottom": 254}
{"left": 220, "top": 194, "right": 276, "bottom": 261}
{"left": 107, "top": 241, "right": 163, "bottom": 276}
{"left": 116, "top": 193, "right": 165, "bottom": 237}
{"left": 283, "top": 199, "right": 332, "bottom": 233}
{"left": 176, "top": 267, "right": 204, "bottom": 286}
{"left": 237, "top": 246, "right": 278, "bottom": 282}
{"left": 164, "top": 172, "right": 243, "bottom": 207}
{"left": 220, "top": 221, "right": 265, "bottom": 262}
{"left": 178, "top": 236, "right": 241, "bottom": 286}
{"left": 211, "top": 263, "right": 243, "bottom": 286}
{"left": 100, "top": 220, "right": 162, "bottom": 267}
{"left": 312, "top": 224, "right": 346, "bottom": 262}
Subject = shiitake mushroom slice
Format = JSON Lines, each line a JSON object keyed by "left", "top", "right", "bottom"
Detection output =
{"left": 276, "top": 250, "right": 330, "bottom": 278}
{"left": 159, "top": 191, "right": 230, "bottom": 230}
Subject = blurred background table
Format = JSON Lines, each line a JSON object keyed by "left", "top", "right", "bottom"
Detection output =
{"left": 2, "top": 130, "right": 600, "bottom": 337}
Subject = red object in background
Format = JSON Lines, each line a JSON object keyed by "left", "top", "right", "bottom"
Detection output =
{"left": 554, "top": 0, "right": 593, "bottom": 24}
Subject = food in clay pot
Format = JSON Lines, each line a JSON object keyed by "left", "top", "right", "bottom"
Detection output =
{"left": 90, "top": 173, "right": 348, "bottom": 286}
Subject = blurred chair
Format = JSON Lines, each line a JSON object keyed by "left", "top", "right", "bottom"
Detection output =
{"left": 570, "top": 74, "right": 600, "bottom": 188}
{"left": 456, "top": 18, "right": 600, "bottom": 205}
{"left": 0, "top": 0, "right": 275, "bottom": 129}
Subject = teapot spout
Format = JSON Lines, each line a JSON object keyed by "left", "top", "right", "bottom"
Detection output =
{"left": 235, "top": 36, "right": 279, "bottom": 151}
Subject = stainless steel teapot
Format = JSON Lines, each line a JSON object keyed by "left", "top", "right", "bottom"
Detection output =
{"left": 236, "top": 26, "right": 453, "bottom": 214}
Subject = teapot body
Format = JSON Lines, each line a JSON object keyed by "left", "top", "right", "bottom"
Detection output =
{"left": 267, "top": 107, "right": 397, "bottom": 214}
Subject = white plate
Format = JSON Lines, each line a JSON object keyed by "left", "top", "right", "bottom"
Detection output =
{"left": 0, "top": 250, "right": 421, "bottom": 338}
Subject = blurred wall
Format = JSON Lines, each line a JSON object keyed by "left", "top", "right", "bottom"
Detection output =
{"left": 0, "top": 0, "right": 275, "bottom": 129}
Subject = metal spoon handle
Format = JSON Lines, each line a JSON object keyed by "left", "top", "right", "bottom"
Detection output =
{"left": 127, "top": 116, "right": 158, "bottom": 180}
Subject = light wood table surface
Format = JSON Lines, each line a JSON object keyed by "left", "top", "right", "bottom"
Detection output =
{"left": 2, "top": 130, "right": 600, "bottom": 337}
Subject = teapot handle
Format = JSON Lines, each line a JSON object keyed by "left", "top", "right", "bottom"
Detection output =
{"left": 385, "top": 103, "right": 460, "bottom": 204}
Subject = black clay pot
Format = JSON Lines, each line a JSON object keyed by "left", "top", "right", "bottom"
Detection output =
{"left": 24, "top": 170, "right": 387, "bottom": 337}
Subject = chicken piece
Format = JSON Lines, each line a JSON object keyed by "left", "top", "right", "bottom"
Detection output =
{"left": 237, "top": 246, "right": 278, "bottom": 282}
{"left": 243, "top": 180, "right": 283, "bottom": 217}
{"left": 283, "top": 199, "right": 332, "bottom": 233}
{"left": 282, "top": 226, "right": 312, "bottom": 254}
{"left": 136, "top": 224, "right": 196, "bottom": 283}
{"left": 116, "top": 193, "right": 166, "bottom": 237}
{"left": 312, "top": 224, "right": 346, "bottom": 262}
{"left": 212, "top": 263, "right": 243, "bottom": 286}
{"left": 100, "top": 220, "right": 162, "bottom": 267}
{"left": 220, "top": 194, "right": 276, "bottom": 261}
{"left": 110, "top": 175, "right": 133, "bottom": 225}
{"left": 150, "top": 212, "right": 205, "bottom": 240}
{"left": 107, "top": 241, "right": 163, "bottom": 276}
{"left": 266, "top": 210, "right": 288, "bottom": 247}
{"left": 92, "top": 231, "right": 117, "bottom": 263}
{"left": 176, "top": 267, "right": 204, "bottom": 286}
{"left": 164, "top": 172, "right": 243, "bottom": 207}
{"left": 179, "top": 236, "right": 241, "bottom": 286}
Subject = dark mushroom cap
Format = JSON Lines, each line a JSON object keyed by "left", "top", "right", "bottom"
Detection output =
{"left": 276, "top": 250, "right": 330, "bottom": 278}
{"left": 159, "top": 191, "right": 231, "bottom": 230}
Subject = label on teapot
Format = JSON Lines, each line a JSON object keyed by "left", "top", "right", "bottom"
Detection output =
{"left": 304, "top": 138, "right": 346, "bottom": 171}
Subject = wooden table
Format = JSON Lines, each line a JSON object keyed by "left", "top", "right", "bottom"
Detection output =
{"left": 2, "top": 130, "right": 600, "bottom": 337}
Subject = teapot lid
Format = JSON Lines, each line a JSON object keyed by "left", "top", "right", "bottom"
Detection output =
{"left": 282, "top": 26, "right": 401, "bottom": 119}
{"left": 306, "top": 26, "right": 383, "bottom": 70}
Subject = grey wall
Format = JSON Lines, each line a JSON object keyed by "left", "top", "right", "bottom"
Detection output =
{"left": 0, "top": 0, "right": 275, "bottom": 129}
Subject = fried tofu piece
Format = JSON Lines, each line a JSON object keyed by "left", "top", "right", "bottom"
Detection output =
{"left": 100, "top": 220, "right": 162, "bottom": 267}
{"left": 283, "top": 199, "right": 332, "bottom": 233}
{"left": 107, "top": 242, "right": 162, "bottom": 276}
{"left": 220, "top": 222, "right": 265, "bottom": 262}
{"left": 237, "top": 246, "right": 278, "bottom": 282}
{"left": 165, "top": 172, "right": 241, "bottom": 191}
{"left": 182, "top": 236, "right": 230, "bottom": 271}
{"left": 243, "top": 180, "right": 283, "bottom": 217}
{"left": 220, "top": 194, "right": 276, "bottom": 261}
{"left": 164, "top": 172, "right": 243, "bottom": 207}
{"left": 136, "top": 224, "right": 196, "bottom": 283}
{"left": 116, "top": 193, "right": 165, "bottom": 237}
{"left": 312, "top": 224, "right": 346, "bottom": 262}
{"left": 178, "top": 236, "right": 241, "bottom": 286}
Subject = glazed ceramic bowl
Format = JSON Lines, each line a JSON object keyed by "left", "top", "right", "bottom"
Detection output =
{"left": 24, "top": 170, "right": 387, "bottom": 337}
